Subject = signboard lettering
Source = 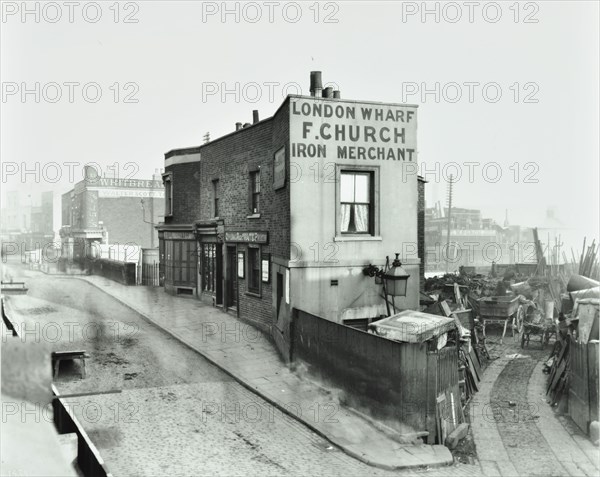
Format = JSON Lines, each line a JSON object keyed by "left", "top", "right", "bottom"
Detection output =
{"left": 290, "top": 99, "right": 417, "bottom": 162}
{"left": 225, "top": 231, "right": 268, "bottom": 244}
{"left": 164, "top": 231, "right": 195, "bottom": 240}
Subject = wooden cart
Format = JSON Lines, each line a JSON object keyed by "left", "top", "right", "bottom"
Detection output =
{"left": 517, "top": 305, "right": 556, "bottom": 349}
{"left": 477, "top": 296, "right": 520, "bottom": 344}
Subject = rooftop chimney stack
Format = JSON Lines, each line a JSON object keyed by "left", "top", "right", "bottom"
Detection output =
{"left": 333, "top": 90, "right": 341, "bottom": 99}
{"left": 236, "top": 122, "right": 243, "bottom": 131}
{"left": 252, "top": 110, "right": 259, "bottom": 124}
{"left": 323, "top": 87, "right": 334, "bottom": 98}
{"left": 309, "top": 71, "right": 323, "bottom": 97}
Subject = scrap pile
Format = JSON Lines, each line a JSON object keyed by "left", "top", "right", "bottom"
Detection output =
{"left": 422, "top": 266, "right": 573, "bottom": 409}
{"left": 576, "top": 238, "right": 600, "bottom": 280}
{"left": 545, "top": 275, "right": 600, "bottom": 415}
{"left": 422, "top": 277, "right": 489, "bottom": 411}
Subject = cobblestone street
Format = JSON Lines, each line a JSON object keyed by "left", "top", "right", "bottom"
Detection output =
{"left": 4, "top": 264, "right": 482, "bottom": 476}
{"left": 6, "top": 263, "right": 599, "bottom": 476}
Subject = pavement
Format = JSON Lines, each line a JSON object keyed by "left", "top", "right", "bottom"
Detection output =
{"left": 62, "top": 274, "right": 454, "bottom": 471}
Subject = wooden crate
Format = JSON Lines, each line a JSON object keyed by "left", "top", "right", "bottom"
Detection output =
{"left": 478, "top": 296, "right": 519, "bottom": 319}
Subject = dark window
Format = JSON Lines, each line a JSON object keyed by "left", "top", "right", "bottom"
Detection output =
{"left": 250, "top": 171, "right": 260, "bottom": 214}
{"left": 163, "top": 174, "right": 173, "bottom": 216}
{"left": 212, "top": 179, "right": 219, "bottom": 217}
{"left": 340, "top": 171, "right": 373, "bottom": 234}
{"left": 165, "top": 240, "right": 196, "bottom": 286}
{"left": 202, "top": 243, "right": 217, "bottom": 293}
{"left": 247, "top": 246, "right": 260, "bottom": 294}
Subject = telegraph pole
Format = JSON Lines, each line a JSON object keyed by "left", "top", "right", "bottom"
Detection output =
{"left": 445, "top": 175, "right": 454, "bottom": 273}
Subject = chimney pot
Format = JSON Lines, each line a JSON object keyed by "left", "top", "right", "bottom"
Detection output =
{"left": 333, "top": 90, "right": 341, "bottom": 99}
{"left": 243, "top": 123, "right": 251, "bottom": 128}
{"left": 309, "top": 71, "right": 323, "bottom": 97}
{"left": 323, "top": 87, "right": 334, "bottom": 98}
{"left": 236, "top": 122, "right": 243, "bottom": 131}
{"left": 252, "top": 110, "right": 259, "bottom": 124}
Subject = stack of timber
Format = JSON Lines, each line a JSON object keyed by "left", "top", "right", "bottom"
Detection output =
{"left": 578, "top": 238, "right": 599, "bottom": 280}
{"left": 546, "top": 335, "right": 570, "bottom": 411}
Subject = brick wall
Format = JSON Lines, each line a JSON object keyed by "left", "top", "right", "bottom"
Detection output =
{"left": 97, "top": 196, "right": 161, "bottom": 249}
{"left": 418, "top": 177, "right": 425, "bottom": 290}
{"left": 197, "top": 103, "right": 290, "bottom": 330}
{"left": 164, "top": 159, "right": 201, "bottom": 225}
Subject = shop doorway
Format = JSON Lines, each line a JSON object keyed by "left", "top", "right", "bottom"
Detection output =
{"left": 226, "top": 246, "right": 237, "bottom": 310}
{"left": 215, "top": 243, "right": 223, "bottom": 305}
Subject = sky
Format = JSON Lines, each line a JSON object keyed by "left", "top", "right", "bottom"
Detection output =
{"left": 1, "top": 0, "right": 598, "bottom": 249}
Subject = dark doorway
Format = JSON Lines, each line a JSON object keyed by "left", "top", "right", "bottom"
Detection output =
{"left": 276, "top": 272, "right": 284, "bottom": 322}
{"left": 216, "top": 243, "right": 223, "bottom": 305}
{"left": 226, "top": 246, "right": 237, "bottom": 310}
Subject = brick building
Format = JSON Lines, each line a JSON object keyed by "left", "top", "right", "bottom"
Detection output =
{"left": 60, "top": 167, "right": 164, "bottom": 264}
{"left": 159, "top": 72, "right": 424, "bottom": 345}
{"left": 157, "top": 148, "right": 201, "bottom": 294}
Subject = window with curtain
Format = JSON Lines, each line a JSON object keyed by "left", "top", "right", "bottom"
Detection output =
{"left": 340, "top": 171, "right": 372, "bottom": 234}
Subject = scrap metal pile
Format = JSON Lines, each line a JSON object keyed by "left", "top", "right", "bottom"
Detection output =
{"left": 421, "top": 265, "right": 580, "bottom": 410}
{"left": 422, "top": 235, "right": 600, "bottom": 440}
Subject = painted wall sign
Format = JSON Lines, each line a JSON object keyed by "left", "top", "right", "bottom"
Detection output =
{"left": 273, "top": 147, "right": 286, "bottom": 190}
{"left": 95, "top": 178, "right": 164, "bottom": 189}
{"left": 290, "top": 99, "right": 417, "bottom": 163}
{"left": 96, "top": 189, "right": 165, "bottom": 198}
{"left": 225, "top": 231, "right": 268, "bottom": 244}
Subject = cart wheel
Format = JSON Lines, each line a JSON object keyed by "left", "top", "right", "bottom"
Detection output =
{"left": 520, "top": 330, "right": 526, "bottom": 349}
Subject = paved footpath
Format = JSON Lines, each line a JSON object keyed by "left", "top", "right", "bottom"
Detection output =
{"left": 471, "top": 335, "right": 600, "bottom": 477}
{"left": 66, "top": 275, "right": 454, "bottom": 471}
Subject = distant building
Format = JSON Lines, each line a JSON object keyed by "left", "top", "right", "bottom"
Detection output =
{"left": 60, "top": 167, "right": 164, "bottom": 265}
{"left": 159, "top": 72, "right": 423, "bottom": 341}
{"left": 0, "top": 189, "right": 54, "bottom": 249}
{"left": 424, "top": 205, "right": 535, "bottom": 272}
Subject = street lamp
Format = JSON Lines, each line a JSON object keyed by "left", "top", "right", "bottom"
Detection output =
{"left": 363, "top": 253, "right": 410, "bottom": 316}
{"left": 383, "top": 254, "right": 410, "bottom": 297}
